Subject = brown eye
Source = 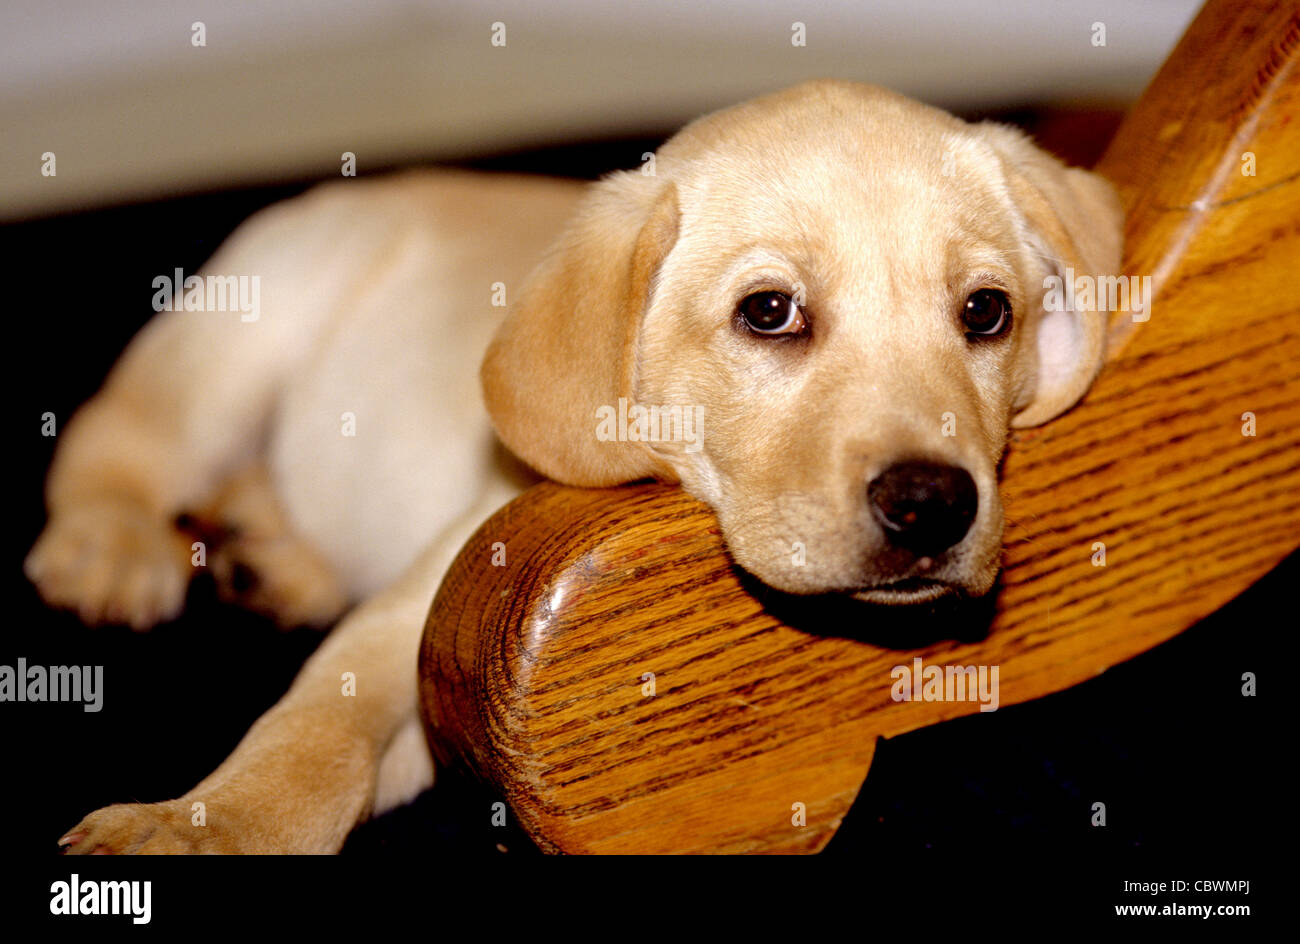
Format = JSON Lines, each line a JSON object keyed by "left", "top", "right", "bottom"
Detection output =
{"left": 962, "top": 289, "right": 1012, "bottom": 338}
{"left": 739, "top": 291, "right": 805, "bottom": 335}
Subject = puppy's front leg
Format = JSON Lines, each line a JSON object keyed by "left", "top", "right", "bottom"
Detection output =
{"left": 59, "top": 485, "right": 515, "bottom": 854}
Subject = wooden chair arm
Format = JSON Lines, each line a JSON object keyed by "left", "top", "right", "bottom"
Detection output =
{"left": 420, "top": 0, "right": 1300, "bottom": 853}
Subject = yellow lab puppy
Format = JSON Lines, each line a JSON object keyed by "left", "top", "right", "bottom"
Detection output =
{"left": 31, "top": 80, "right": 1122, "bottom": 853}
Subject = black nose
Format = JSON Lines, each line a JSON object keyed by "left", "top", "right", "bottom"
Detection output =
{"left": 867, "top": 460, "right": 978, "bottom": 556}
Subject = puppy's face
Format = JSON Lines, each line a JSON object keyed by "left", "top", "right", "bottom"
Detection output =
{"left": 484, "top": 81, "right": 1123, "bottom": 604}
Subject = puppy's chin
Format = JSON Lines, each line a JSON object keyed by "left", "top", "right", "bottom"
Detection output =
{"left": 852, "top": 579, "right": 955, "bottom": 606}
{"left": 730, "top": 560, "right": 1001, "bottom": 649}
{"left": 732, "top": 555, "right": 1000, "bottom": 606}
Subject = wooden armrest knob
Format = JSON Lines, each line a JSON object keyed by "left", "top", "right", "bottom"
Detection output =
{"left": 419, "top": 481, "right": 884, "bottom": 853}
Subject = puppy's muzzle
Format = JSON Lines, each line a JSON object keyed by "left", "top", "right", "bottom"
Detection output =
{"left": 868, "top": 459, "right": 977, "bottom": 558}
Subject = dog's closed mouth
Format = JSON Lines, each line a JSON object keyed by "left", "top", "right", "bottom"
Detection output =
{"left": 853, "top": 577, "right": 954, "bottom": 604}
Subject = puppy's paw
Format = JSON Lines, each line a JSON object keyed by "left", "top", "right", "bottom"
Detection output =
{"left": 25, "top": 500, "right": 193, "bottom": 630}
{"left": 58, "top": 801, "right": 244, "bottom": 855}
{"left": 211, "top": 534, "right": 348, "bottom": 628}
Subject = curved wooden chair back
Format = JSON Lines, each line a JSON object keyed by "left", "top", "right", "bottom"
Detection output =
{"left": 420, "top": 0, "right": 1300, "bottom": 853}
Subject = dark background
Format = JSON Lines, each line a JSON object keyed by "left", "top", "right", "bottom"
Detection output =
{"left": 1, "top": 121, "right": 1284, "bottom": 876}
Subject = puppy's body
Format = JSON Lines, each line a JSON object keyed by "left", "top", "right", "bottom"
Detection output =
{"left": 33, "top": 172, "right": 580, "bottom": 851}
{"left": 258, "top": 172, "right": 581, "bottom": 600}
{"left": 32, "top": 82, "right": 1122, "bottom": 853}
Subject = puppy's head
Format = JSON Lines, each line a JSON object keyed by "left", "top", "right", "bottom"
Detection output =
{"left": 483, "top": 80, "right": 1123, "bottom": 603}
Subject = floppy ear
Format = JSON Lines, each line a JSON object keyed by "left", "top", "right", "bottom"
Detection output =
{"left": 481, "top": 171, "right": 680, "bottom": 485}
{"left": 977, "top": 123, "right": 1125, "bottom": 428}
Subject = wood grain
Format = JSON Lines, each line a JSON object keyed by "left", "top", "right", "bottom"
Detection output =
{"left": 420, "top": 0, "right": 1300, "bottom": 853}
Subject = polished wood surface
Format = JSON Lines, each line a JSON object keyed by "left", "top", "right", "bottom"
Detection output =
{"left": 420, "top": 0, "right": 1300, "bottom": 853}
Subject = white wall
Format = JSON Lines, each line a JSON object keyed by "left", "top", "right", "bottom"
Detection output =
{"left": 0, "top": 0, "right": 1201, "bottom": 220}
